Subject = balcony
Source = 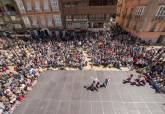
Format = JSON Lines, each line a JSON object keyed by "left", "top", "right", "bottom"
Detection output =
{"left": 64, "top": 6, "right": 117, "bottom": 15}
{"left": 153, "top": 16, "right": 165, "bottom": 21}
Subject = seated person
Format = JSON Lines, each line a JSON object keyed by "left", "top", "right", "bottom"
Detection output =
{"left": 132, "top": 75, "right": 142, "bottom": 86}
{"left": 139, "top": 75, "right": 146, "bottom": 86}
{"left": 159, "top": 78, "right": 165, "bottom": 93}
{"left": 84, "top": 80, "right": 98, "bottom": 91}
{"left": 131, "top": 75, "right": 146, "bottom": 86}
{"left": 123, "top": 74, "right": 133, "bottom": 84}
{"left": 151, "top": 77, "right": 162, "bottom": 93}
{"left": 96, "top": 81, "right": 100, "bottom": 89}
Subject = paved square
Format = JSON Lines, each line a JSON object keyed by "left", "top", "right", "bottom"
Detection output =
{"left": 14, "top": 71, "right": 165, "bottom": 114}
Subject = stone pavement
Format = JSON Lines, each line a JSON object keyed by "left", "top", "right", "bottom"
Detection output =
{"left": 14, "top": 71, "right": 165, "bottom": 114}
{"left": 82, "top": 50, "right": 130, "bottom": 71}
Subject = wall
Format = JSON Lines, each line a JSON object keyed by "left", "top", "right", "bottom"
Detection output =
{"left": 15, "top": 0, "right": 63, "bottom": 28}
{"left": 116, "top": 0, "right": 165, "bottom": 42}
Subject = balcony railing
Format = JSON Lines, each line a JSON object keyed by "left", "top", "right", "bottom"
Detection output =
{"left": 153, "top": 16, "right": 165, "bottom": 21}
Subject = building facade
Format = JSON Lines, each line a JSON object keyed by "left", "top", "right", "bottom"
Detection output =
{"left": 0, "top": 0, "right": 117, "bottom": 31}
{"left": 116, "top": 0, "right": 165, "bottom": 43}
{"left": 61, "top": 0, "right": 117, "bottom": 29}
{"left": 14, "top": 0, "right": 63, "bottom": 29}
{"left": 0, "top": 0, "right": 24, "bottom": 31}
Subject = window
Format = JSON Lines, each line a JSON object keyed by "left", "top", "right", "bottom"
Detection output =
{"left": 35, "top": 0, "right": 41, "bottom": 12}
{"left": 47, "top": 15, "right": 53, "bottom": 26}
{"left": 26, "top": 0, "right": 32, "bottom": 11}
{"left": 66, "top": 22, "right": 73, "bottom": 28}
{"left": 73, "top": 15, "right": 88, "bottom": 21}
{"left": 64, "top": 2, "right": 79, "bottom": 8}
{"left": 64, "top": 3, "right": 71, "bottom": 8}
{"left": 44, "top": 0, "right": 50, "bottom": 11}
{"left": 134, "top": 6, "right": 146, "bottom": 20}
{"left": 89, "top": 14, "right": 104, "bottom": 20}
{"left": 135, "top": 6, "right": 146, "bottom": 16}
{"left": 40, "top": 15, "right": 46, "bottom": 27}
{"left": 50, "top": 0, "right": 59, "bottom": 11}
{"left": 73, "top": 15, "right": 81, "bottom": 21}
{"left": 22, "top": 16, "right": 31, "bottom": 27}
{"left": 154, "top": 5, "right": 165, "bottom": 20}
{"left": 15, "top": 0, "right": 26, "bottom": 14}
{"left": 31, "top": 15, "right": 38, "bottom": 26}
{"left": 53, "top": 15, "right": 62, "bottom": 26}
{"left": 10, "top": 16, "right": 16, "bottom": 21}
{"left": 66, "top": 15, "right": 72, "bottom": 21}
{"left": 82, "top": 15, "right": 88, "bottom": 21}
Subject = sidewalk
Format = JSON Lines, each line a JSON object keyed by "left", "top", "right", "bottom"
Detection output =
{"left": 82, "top": 50, "right": 129, "bottom": 71}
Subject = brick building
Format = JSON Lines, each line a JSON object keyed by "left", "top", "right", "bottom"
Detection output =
{"left": 14, "top": 0, "right": 63, "bottom": 29}
{"left": 116, "top": 0, "right": 165, "bottom": 43}
{"left": 0, "top": 0, "right": 117, "bottom": 31}
{"left": 61, "top": 0, "right": 117, "bottom": 29}
{"left": 0, "top": 0, "right": 24, "bottom": 31}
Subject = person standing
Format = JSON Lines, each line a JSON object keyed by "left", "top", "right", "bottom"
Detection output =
{"left": 101, "top": 77, "right": 110, "bottom": 88}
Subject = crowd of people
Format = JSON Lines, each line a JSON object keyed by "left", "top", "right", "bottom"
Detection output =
{"left": 0, "top": 24, "right": 164, "bottom": 113}
{"left": 87, "top": 25, "right": 165, "bottom": 93}
{"left": 0, "top": 33, "right": 87, "bottom": 113}
{"left": 87, "top": 25, "right": 151, "bottom": 69}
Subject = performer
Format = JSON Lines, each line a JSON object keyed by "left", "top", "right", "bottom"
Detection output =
{"left": 94, "top": 78, "right": 100, "bottom": 91}
{"left": 101, "top": 77, "right": 110, "bottom": 88}
{"left": 96, "top": 81, "right": 100, "bottom": 89}
{"left": 123, "top": 74, "right": 133, "bottom": 84}
{"left": 84, "top": 80, "right": 95, "bottom": 91}
{"left": 84, "top": 78, "right": 100, "bottom": 92}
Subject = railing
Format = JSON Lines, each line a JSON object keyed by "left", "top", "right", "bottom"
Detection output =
{"left": 153, "top": 16, "right": 165, "bottom": 21}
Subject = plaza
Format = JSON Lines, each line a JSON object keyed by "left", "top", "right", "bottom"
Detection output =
{"left": 0, "top": 0, "right": 165, "bottom": 114}
{"left": 14, "top": 71, "right": 165, "bottom": 114}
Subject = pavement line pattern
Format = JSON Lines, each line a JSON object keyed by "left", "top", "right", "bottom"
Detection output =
{"left": 13, "top": 71, "right": 165, "bottom": 114}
